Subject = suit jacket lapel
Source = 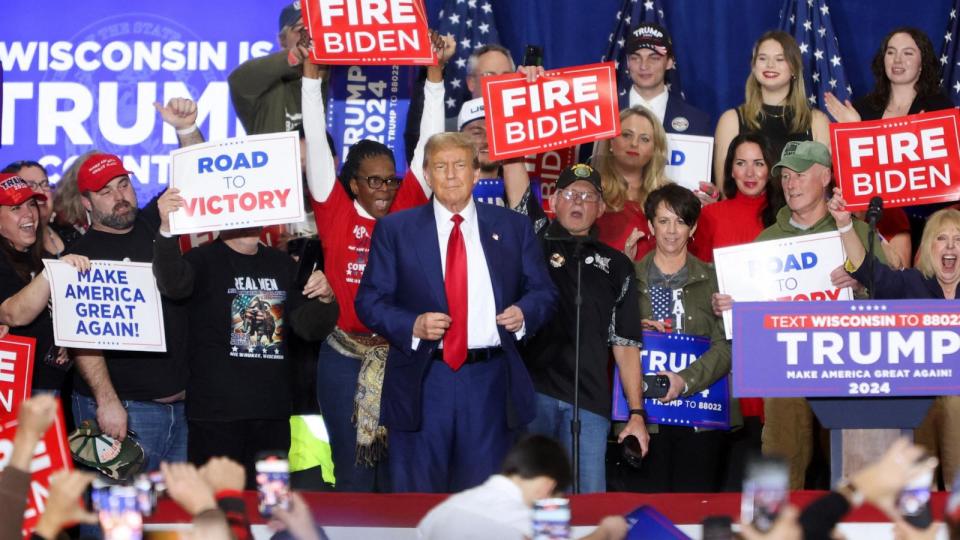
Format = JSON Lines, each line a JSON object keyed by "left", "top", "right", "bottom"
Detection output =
{"left": 413, "top": 204, "right": 447, "bottom": 310}
{"left": 476, "top": 205, "right": 504, "bottom": 313}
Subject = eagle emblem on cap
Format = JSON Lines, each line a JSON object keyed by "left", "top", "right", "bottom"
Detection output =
{"left": 572, "top": 163, "right": 594, "bottom": 178}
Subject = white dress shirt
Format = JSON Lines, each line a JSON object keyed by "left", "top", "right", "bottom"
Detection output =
{"left": 432, "top": 198, "right": 501, "bottom": 349}
{"left": 416, "top": 475, "right": 530, "bottom": 540}
{"left": 629, "top": 86, "right": 669, "bottom": 125}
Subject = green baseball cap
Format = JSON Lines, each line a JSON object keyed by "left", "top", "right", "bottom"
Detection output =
{"left": 772, "top": 140, "right": 832, "bottom": 178}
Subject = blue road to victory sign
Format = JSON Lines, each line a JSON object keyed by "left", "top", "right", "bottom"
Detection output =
{"left": 613, "top": 331, "right": 730, "bottom": 429}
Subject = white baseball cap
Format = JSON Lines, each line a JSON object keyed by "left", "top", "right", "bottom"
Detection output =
{"left": 457, "top": 97, "right": 486, "bottom": 131}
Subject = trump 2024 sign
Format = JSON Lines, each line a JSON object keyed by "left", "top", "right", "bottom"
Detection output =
{"left": 733, "top": 300, "right": 960, "bottom": 398}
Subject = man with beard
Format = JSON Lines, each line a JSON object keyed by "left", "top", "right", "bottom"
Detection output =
{"left": 67, "top": 153, "right": 190, "bottom": 473}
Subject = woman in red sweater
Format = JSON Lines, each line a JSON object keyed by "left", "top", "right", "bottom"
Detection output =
{"left": 592, "top": 106, "right": 670, "bottom": 260}
{"left": 688, "top": 132, "right": 783, "bottom": 489}
{"left": 689, "top": 132, "right": 783, "bottom": 263}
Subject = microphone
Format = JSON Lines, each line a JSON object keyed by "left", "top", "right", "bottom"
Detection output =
{"left": 865, "top": 196, "right": 883, "bottom": 228}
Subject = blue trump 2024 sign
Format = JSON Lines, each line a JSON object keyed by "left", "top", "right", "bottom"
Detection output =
{"left": 613, "top": 331, "right": 730, "bottom": 429}
{"left": 733, "top": 300, "right": 960, "bottom": 398}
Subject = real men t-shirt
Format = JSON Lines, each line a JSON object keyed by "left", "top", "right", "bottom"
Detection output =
{"left": 181, "top": 240, "right": 302, "bottom": 420}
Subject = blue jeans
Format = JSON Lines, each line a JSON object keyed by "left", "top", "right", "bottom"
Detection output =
{"left": 316, "top": 341, "right": 388, "bottom": 492}
{"left": 527, "top": 393, "right": 611, "bottom": 493}
{"left": 72, "top": 394, "right": 187, "bottom": 473}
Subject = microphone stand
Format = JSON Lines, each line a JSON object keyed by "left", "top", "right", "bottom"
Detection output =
{"left": 544, "top": 232, "right": 586, "bottom": 493}
{"left": 866, "top": 197, "right": 882, "bottom": 300}
{"left": 867, "top": 224, "right": 876, "bottom": 300}
{"left": 571, "top": 237, "right": 583, "bottom": 494}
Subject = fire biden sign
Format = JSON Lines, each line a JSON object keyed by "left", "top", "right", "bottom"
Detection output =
{"left": 831, "top": 109, "right": 960, "bottom": 211}
{"left": 482, "top": 62, "right": 620, "bottom": 161}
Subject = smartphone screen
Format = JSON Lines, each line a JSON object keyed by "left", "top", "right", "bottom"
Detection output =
{"left": 898, "top": 469, "right": 933, "bottom": 529}
{"left": 97, "top": 485, "right": 143, "bottom": 540}
{"left": 256, "top": 458, "right": 291, "bottom": 517}
{"left": 741, "top": 456, "right": 789, "bottom": 533}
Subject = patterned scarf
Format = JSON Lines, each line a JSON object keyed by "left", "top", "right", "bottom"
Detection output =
{"left": 326, "top": 328, "right": 388, "bottom": 465}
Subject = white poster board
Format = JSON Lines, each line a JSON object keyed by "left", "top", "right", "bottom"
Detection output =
{"left": 665, "top": 133, "right": 714, "bottom": 191}
{"left": 713, "top": 231, "right": 853, "bottom": 339}
{"left": 44, "top": 260, "right": 167, "bottom": 352}
{"left": 169, "top": 132, "right": 304, "bottom": 234}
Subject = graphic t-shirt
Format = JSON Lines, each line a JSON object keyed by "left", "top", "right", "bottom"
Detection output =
{"left": 310, "top": 170, "right": 424, "bottom": 333}
{"left": 179, "top": 239, "right": 302, "bottom": 420}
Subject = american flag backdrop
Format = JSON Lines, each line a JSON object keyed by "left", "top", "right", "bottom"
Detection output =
{"left": 779, "top": 0, "right": 852, "bottom": 115}
{"left": 601, "top": 0, "right": 683, "bottom": 101}
{"left": 940, "top": 2, "right": 960, "bottom": 105}
{"left": 435, "top": 0, "right": 501, "bottom": 118}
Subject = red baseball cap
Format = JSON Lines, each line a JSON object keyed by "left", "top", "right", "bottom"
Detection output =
{"left": 0, "top": 173, "right": 47, "bottom": 206}
{"left": 77, "top": 154, "right": 132, "bottom": 193}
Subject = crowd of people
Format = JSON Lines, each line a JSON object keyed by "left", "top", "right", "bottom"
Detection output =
{"left": 2, "top": 1, "right": 960, "bottom": 538}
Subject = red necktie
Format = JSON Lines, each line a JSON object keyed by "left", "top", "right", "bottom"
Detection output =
{"left": 444, "top": 214, "right": 468, "bottom": 370}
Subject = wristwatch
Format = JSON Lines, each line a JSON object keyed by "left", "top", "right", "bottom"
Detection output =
{"left": 629, "top": 408, "right": 647, "bottom": 422}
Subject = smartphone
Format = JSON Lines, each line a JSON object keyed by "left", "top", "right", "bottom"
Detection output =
{"left": 133, "top": 471, "right": 165, "bottom": 517}
{"left": 642, "top": 374, "right": 670, "bottom": 399}
{"left": 741, "top": 456, "right": 789, "bottom": 533}
{"left": 256, "top": 457, "right": 291, "bottom": 517}
{"left": 531, "top": 498, "right": 570, "bottom": 540}
{"left": 96, "top": 485, "right": 143, "bottom": 540}
{"left": 523, "top": 45, "right": 543, "bottom": 67}
{"left": 898, "top": 469, "right": 933, "bottom": 529}
{"left": 294, "top": 238, "right": 323, "bottom": 288}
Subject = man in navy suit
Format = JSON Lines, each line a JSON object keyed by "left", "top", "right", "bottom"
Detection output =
{"left": 355, "top": 132, "right": 558, "bottom": 493}
{"left": 618, "top": 23, "right": 711, "bottom": 137}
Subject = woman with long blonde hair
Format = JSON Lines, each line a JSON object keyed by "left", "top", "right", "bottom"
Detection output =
{"left": 592, "top": 106, "right": 670, "bottom": 260}
{"left": 713, "top": 30, "right": 830, "bottom": 190}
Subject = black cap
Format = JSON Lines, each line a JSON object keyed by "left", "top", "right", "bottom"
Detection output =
{"left": 625, "top": 22, "right": 673, "bottom": 57}
{"left": 556, "top": 163, "right": 602, "bottom": 194}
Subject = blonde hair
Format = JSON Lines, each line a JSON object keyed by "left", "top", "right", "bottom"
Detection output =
{"left": 423, "top": 132, "right": 479, "bottom": 169}
{"left": 916, "top": 208, "right": 960, "bottom": 280}
{"left": 591, "top": 106, "right": 669, "bottom": 212}
{"left": 741, "top": 31, "right": 812, "bottom": 134}
{"left": 54, "top": 150, "right": 101, "bottom": 228}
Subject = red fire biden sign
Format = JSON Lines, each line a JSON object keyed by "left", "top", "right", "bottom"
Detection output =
{"left": 831, "top": 109, "right": 960, "bottom": 211}
{"left": 482, "top": 62, "right": 620, "bottom": 161}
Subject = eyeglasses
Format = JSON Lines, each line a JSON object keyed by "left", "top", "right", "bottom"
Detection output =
{"left": 26, "top": 180, "right": 51, "bottom": 191}
{"left": 356, "top": 174, "right": 402, "bottom": 190}
{"left": 559, "top": 189, "right": 601, "bottom": 203}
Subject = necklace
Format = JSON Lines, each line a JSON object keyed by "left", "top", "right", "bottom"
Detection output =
{"left": 762, "top": 104, "right": 786, "bottom": 119}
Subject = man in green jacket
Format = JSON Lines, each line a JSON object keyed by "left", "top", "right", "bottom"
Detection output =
{"left": 228, "top": 2, "right": 305, "bottom": 135}
{"left": 716, "top": 140, "right": 887, "bottom": 490}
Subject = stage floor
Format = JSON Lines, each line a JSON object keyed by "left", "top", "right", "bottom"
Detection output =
{"left": 145, "top": 490, "right": 951, "bottom": 539}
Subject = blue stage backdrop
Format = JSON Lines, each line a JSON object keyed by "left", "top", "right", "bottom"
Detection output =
{"left": 1, "top": 0, "right": 954, "bottom": 202}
